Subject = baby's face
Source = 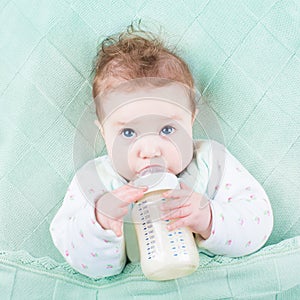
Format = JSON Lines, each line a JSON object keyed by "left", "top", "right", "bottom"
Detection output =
{"left": 99, "top": 83, "right": 195, "bottom": 181}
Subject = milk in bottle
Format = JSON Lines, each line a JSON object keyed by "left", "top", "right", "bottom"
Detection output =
{"left": 131, "top": 167, "right": 199, "bottom": 281}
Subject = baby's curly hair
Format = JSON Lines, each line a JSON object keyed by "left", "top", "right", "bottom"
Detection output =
{"left": 92, "top": 21, "right": 196, "bottom": 120}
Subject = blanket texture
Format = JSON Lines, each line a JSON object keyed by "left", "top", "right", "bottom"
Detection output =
{"left": 0, "top": 0, "right": 299, "bottom": 299}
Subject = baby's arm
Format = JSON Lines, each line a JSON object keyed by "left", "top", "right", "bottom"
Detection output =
{"left": 49, "top": 161, "right": 126, "bottom": 278}
{"left": 196, "top": 141, "right": 274, "bottom": 257}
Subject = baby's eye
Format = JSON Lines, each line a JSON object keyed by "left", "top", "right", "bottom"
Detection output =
{"left": 121, "top": 128, "right": 136, "bottom": 138}
{"left": 160, "top": 125, "right": 175, "bottom": 136}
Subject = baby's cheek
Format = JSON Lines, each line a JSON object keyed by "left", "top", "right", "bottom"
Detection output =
{"left": 167, "top": 157, "right": 182, "bottom": 175}
{"left": 111, "top": 138, "right": 135, "bottom": 178}
{"left": 168, "top": 133, "right": 194, "bottom": 172}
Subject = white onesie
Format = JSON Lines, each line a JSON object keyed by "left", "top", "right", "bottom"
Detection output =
{"left": 50, "top": 140, "right": 273, "bottom": 278}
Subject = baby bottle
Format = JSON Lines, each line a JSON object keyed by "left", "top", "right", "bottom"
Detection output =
{"left": 131, "top": 167, "right": 199, "bottom": 281}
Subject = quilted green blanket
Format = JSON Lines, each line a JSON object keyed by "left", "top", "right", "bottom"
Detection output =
{"left": 1, "top": 0, "right": 300, "bottom": 299}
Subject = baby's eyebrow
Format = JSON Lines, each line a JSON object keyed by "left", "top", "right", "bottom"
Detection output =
{"left": 114, "top": 115, "right": 182, "bottom": 126}
{"left": 115, "top": 121, "right": 126, "bottom": 126}
{"left": 114, "top": 120, "right": 138, "bottom": 126}
{"left": 169, "top": 114, "right": 182, "bottom": 121}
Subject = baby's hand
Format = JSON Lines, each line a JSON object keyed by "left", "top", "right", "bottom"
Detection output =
{"left": 160, "top": 182, "right": 212, "bottom": 239}
{"left": 95, "top": 184, "right": 147, "bottom": 237}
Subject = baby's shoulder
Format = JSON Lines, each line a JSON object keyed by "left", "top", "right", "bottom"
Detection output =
{"left": 74, "top": 155, "right": 126, "bottom": 191}
{"left": 75, "top": 155, "right": 110, "bottom": 177}
{"left": 193, "top": 139, "right": 227, "bottom": 156}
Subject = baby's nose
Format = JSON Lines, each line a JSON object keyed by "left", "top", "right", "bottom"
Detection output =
{"left": 136, "top": 135, "right": 162, "bottom": 159}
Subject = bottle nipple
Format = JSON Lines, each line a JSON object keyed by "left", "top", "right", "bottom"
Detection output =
{"left": 133, "top": 167, "right": 178, "bottom": 193}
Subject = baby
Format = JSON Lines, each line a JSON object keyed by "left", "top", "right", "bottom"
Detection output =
{"left": 50, "top": 25, "right": 273, "bottom": 278}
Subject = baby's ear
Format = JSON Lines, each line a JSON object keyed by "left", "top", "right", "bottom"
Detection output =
{"left": 94, "top": 119, "right": 104, "bottom": 137}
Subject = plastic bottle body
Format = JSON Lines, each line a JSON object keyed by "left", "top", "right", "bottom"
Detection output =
{"left": 132, "top": 189, "right": 199, "bottom": 281}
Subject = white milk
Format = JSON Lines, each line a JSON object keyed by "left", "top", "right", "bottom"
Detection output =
{"left": 131, "top": 170, "right": 199, "bottom": 281}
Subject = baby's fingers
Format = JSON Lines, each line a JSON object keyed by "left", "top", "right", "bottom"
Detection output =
{"left": 160, "top": 198, "right": 191, "bottom": 211}
{"left": 162, "top": 206, "right": 191, "bottom": 220}
{"left": 111, "top": 220, "right": 123, "bottom": 237}
{"left": 167, "top": 217, "right": 190, "bottom": 231}
{"left": 162, "top": 189, "right": 192, "bottom": 199}
{"left": 117, "top": 186, "right": 148, "bottom": 205}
